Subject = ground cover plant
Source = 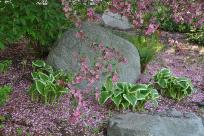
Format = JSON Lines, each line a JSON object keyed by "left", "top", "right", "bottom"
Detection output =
{"left": 154, "top": 68, "right": 195, "bottom": 101}
{"left": 99, "top": 77, "right": 159, "bottom": 111}
{"left": 30, "top": 60, "right": 72, "bottom": 104}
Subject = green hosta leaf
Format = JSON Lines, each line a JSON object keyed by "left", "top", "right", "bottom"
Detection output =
{"left": 31, "top": 72, "right": 39, "bottom": 80}
{"left": 123, "top": 94, "right": 137, "bottom": 107}
{"left": 128, "top": 85, "right": 140, "bottom": 93}
{"left": 139, "top": 89, "right": 150, "bottom": 97}
{"left": 176, "top": 77, "right": 190, "bottom": 88}
{"left": 35, "top": 80, "right": 45, "bottom": 95}
{"left": 111, "top": 95, "right": 122, "bottom": 108}
{"left": 99, "top": 91, "right": 112, "bottom": 105}
{"left": 116, "top": 82, "right": 124, "bottom": 90}
{"left": 38, "top": 72, "right": 49, "bottom": 81}
{"left": 113, "top": 88, "right": 123, "bottom": 97}
{"left": 150, "top": 89, "right": 159, "bottom": 99}
{"left": 160, "top": 68, "right": 171, "bottom": 76}
{"left": 44, "top": 64, "right": 54, "bottom": 73}
{"left": 49, "top": 74, "right": 55, "bottom": 82}
{"left": 123, "top": 83, "right": 129, "bottom": 93}
{"left": 157, "top": 79, "right": 167, "bottom": 88}
{"left": 32, "top": 60, "right": 46, "bottom": 68}
{"left": 136, "top": 92, "right": 146, "bottom": 100}
{"left": 154, "top": 68, "right": 172, "bottom": 81}
{"left": 170, "top": 89, "right": 177, "bottom": 99}
{"left": 133, "top": 84, "right": 148, "bottom": 91}
{"left": 121, "top": 101, "right": 130, "bottom": 109}
{"left": 101, "top": 86, "right": 107, "bottom": 92}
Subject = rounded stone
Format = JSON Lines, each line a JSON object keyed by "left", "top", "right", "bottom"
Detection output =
{"left": 47, "top": 22, "right": 141, "bottom": 89}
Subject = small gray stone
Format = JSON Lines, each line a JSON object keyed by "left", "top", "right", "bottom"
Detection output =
{"left": 168, "top": 108, "right": 183, "bottom": 117}
{"left": 107, "top": 113, "right": 204, "bottom": 136}
{"left": 47, "top": 22, "right": 141, "bottom": 89}
{"left": 102, "top": 10, "right": 133, "bottom": 30}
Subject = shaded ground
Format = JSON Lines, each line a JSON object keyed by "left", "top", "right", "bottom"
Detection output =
{"left": 0, "top": 45, "right": 108, "bottom": 136}
{"left": 0, "top": 32, "right": 204, "bottom": 135}
{"left": 138, "top": 32, "right": 204, "bottom": 115}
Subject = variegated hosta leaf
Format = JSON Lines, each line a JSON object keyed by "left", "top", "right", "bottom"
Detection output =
{"left": 123, "top": 94, "right": 137, "bottom": 107}
{"left": 31, "top": 72, "right": 39, "bottom": 80}
{"left": 133, "top": 84, "right": 147, "bottom": 91}
{"left": 157, "top": 79, "right": 167, "bottom": 88}
{"left": 32, "top": 60, "right": 46, "bottom": 68}
{"left": 101, "top": 86, "right": 107, "bottom": 92}
{"left": 113, "top": 88, "right": 123, "bottom": 97}
{"left": 35, "top": 80, "right": 45, "bottom": 95}
{"left": 136, "top": 92, "right": 146, "bottom": 101}
{"left": 99, "top": 91, "right": 112, "bottom": 105}
{"left": 38, "top": 72, "right": 49, "bottom": 81}
{"left": 49, "top": 74, "right": 55, "bottom": 82}
{"left": 150, "top": 89, "right": 159, "bottom": 99}
{"left": 116, "top": 82, "right": 124, "bottom": 90}
{"left": 111, "top": 95, "right": 122, "bottom": 108}
{"left": 44, "top": 65, "right": 54, "bottom": 73}
{"left": 121, "top": 101, "right": 130, "bottom": 109}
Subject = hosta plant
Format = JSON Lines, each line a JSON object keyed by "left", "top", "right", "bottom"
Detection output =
{"left": 99, "top": 78, "right": 159, "bottom": 111}
{"left": 0, "top": 60, "right": 12, "bottom": 74}
{"left": 29, "top": 60, "right": 73, "bottom": 104}
{"left": 0, "top": 85, "right": 12, "bottom": 106}
{"left": 154, "top": 68, "right": 194, "bottom": 101}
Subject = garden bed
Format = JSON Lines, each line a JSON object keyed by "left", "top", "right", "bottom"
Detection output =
{"left": 0, "top": 33, "right": 204, "bottom": 136}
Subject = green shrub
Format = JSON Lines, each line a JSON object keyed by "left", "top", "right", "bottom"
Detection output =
{"left": 29, "top": 60, "right": 73, "bottom": 104}
{"left": 154, "top": 68, "right": 194, "bottom": 101}
{"left": 117, "top": 32, "right": 164, "bottom": 72}
{"left": 99, "top": 77, "right": 159, "bottom": 110}
{"left": 0, "top": 60, "right": 12, "bottom": 74}
{"left": 0, "top": 85, "right": 12, "bottom": 106}
{"left": 0, "top": 0, "right": 70, "bottom": 49}
{"left": 187, "top": 26, "right": 204, "bottom": 46}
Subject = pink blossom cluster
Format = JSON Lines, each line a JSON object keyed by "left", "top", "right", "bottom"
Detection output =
{"left": 60, "top": 0, "right": 203, "bottom": 35}
{"left": 65, "top": 41, "right": 127, "bottom": 124}
{"left": 110, "top": 0, "right": 203, "bottom": 34}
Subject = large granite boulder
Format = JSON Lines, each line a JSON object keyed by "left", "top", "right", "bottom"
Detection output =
{"left": 47, "top": 22, "right": 140, "bottom": 88}
{"left": 108, "top": 112, "right": 204, "bottom": 136}
{"left": 102, "top": 10, "right": 133, "bottom": 30}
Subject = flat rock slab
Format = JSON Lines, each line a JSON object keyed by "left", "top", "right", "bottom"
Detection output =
{"left": 108, "top": 112, "right": 204, "bottom": 136}
{"left": 47, "top": 22, "right": 140, "bottom": 89}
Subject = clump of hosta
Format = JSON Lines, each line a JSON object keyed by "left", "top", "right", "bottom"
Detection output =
{"left": 154, "top": 68, "right": 195, "bottom": 101}
{"left": 29, "top": 60, "right": 73, "bottom": 104}
{"left": 99, "top": 77, "right": 159, "bottom": 111}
